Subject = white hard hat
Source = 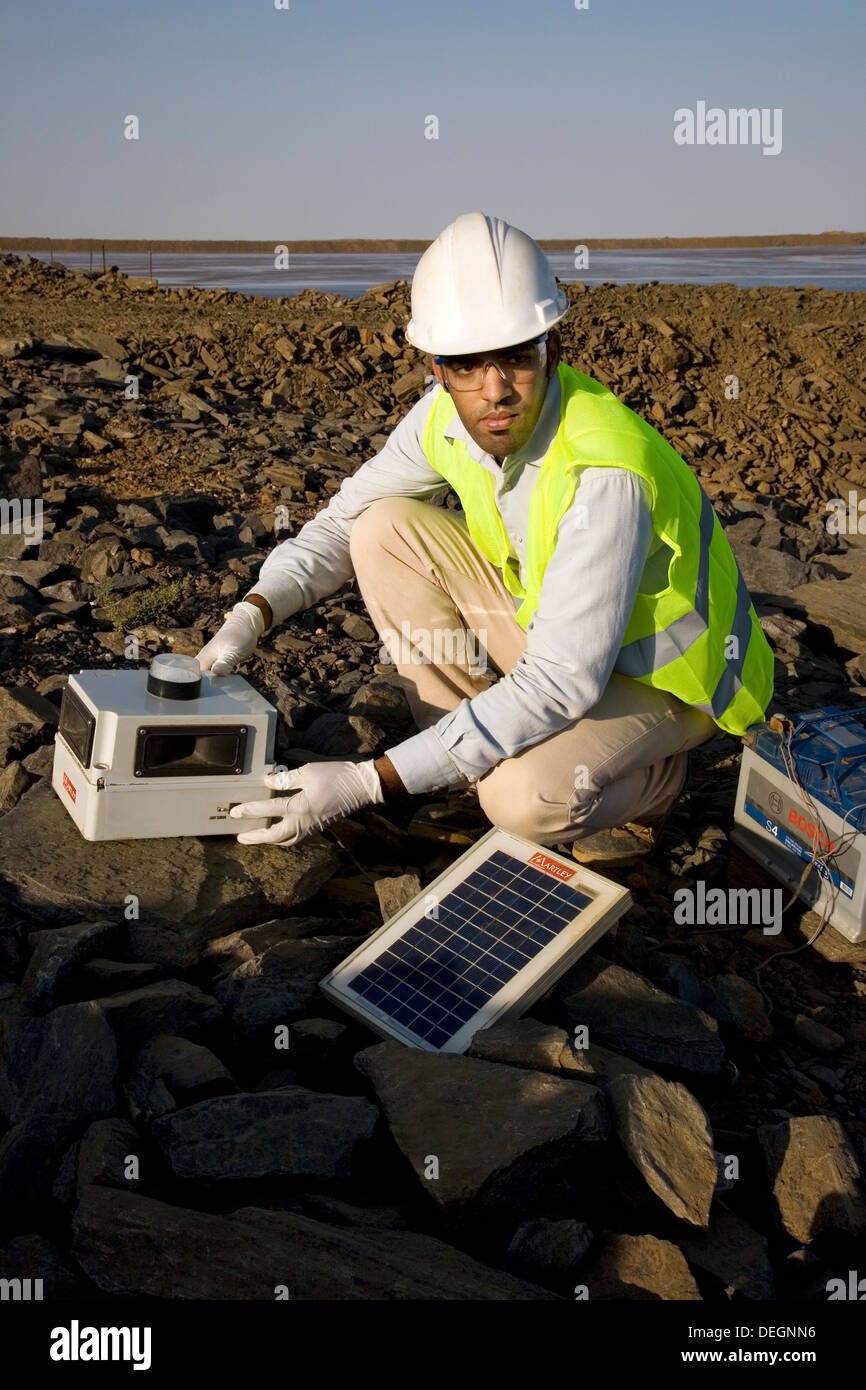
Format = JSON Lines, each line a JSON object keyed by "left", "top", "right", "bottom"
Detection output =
{"left": 406, "top": 212, "right": 569, "bottom": 356}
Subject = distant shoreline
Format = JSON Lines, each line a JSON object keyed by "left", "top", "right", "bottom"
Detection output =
{"left": 1, "top": 232, "right": 864, "bottom": 253}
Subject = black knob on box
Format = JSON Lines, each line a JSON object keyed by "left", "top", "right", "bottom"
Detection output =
{"left": 146, "top": 654, "right": 202, "bottom": 701}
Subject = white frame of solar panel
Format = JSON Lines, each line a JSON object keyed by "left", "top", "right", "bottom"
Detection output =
{"left": 320, "top": 826, "right": 632, "bottom": 1052}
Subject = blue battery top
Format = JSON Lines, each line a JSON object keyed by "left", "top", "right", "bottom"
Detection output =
{"left": 749, "top": 706, "right": 866, "bottom": 831}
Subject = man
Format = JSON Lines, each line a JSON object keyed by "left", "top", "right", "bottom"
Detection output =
{"left": 196, "top": 213, "right": 774, "bottom": 858}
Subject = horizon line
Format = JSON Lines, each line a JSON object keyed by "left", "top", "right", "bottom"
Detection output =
{"left": 1, "top": 232, "right": 864, "bottom": 254}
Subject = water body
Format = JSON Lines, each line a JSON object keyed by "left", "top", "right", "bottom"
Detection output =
{"left": 8, "top": 246, "right": 866, "bottom": 295}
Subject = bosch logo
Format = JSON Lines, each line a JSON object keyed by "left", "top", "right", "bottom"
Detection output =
{"left": 788, "top": 807, "right": 834, "bottom": 852}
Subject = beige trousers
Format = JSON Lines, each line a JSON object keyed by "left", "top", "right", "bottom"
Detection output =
{"left": 348, "top": 497, "right": 717, "bottom": 846}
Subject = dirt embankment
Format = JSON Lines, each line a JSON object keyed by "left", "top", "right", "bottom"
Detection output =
{"left": 2, "top": 250, "right": 864, "bottom": 511}
{"left": 1, "top": 232, "right": 864, "bottom": 254}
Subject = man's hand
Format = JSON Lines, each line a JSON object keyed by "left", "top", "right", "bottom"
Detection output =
{"left": 197, "top": 601, "right": 265, "bottom": 676}
{"left": 229, "top": 759, "right": 385, "bottom": 845}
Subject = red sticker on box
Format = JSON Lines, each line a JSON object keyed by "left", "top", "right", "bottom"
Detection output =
{"left": 62, "top": 771, "right": 76, "bottom": 803}
{"left": 528, "top": 850, "right": 572, "bottom": 881}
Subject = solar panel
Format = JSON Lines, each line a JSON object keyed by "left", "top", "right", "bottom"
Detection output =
{"left": 320, "top": 826, "right": 632, "bottom": 1052}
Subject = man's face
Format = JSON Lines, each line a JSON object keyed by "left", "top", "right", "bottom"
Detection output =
{"left": 431, "top": 330, "right": 561, "bottom": 462}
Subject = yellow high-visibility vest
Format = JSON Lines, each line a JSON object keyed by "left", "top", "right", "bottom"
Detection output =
{"left": 422, "top": 362, "right": 774, "bottom": 736}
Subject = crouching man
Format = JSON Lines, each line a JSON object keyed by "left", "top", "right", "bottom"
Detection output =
{"left": 196, "top": 213, "right": 773, "bottom": 861}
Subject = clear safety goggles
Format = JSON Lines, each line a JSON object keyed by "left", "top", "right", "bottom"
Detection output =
{"left": 434, "top": 333, "right": 548, "bottom": 392}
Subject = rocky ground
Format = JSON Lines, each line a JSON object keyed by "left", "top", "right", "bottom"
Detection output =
{"left": 0, "top": 251, "right": 865, "bottom": 1301}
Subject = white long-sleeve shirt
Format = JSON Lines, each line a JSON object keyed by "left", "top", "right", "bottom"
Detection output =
{"left": 253, "top": 370, "right": 674, "bottom": 795}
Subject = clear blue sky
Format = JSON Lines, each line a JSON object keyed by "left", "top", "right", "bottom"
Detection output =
{"left": 1, "top": 0, "right": 862, "bottom": 239}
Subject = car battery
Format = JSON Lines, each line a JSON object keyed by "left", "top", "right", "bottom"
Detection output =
{"left": 731, "top": 705, "right": 866, "bottom": 943}
{"left": 51, "top": 654, "right": 281, "bottom": 841}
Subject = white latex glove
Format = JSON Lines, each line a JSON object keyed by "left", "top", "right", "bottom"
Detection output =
{"left": 196, "top": 601, "right": 266, "bottom": 676}
{"left": 230, "top": 759, "right": 385, "bottom": 846}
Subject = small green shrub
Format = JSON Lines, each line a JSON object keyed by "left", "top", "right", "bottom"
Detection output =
{"left": 97, "top": 579, "right": 183, "bottom": 634}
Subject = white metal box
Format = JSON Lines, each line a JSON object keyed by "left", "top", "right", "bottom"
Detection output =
{"left": 51, "top": 665, "right": 280, "bottom": 840}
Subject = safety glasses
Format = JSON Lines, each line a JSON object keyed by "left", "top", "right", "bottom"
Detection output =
{"left": 434, "top": 334, "right": 548, "bottom": 392}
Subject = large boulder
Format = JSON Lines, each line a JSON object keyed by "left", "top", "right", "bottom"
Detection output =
{"left": 72, "top": 1188, "right": 558, "bottom": 1299}
{"left": 558, "top": 952, "right": 723, "bottom": 1075}
{"left": 759, "top": 1115, "right": 866, "bottom": 1244}
{"left": 355, "top": 1040, "right": 608, "bottom": 1222}
{"left": 152, "top": 1088, "right": 378, "bottom": 1183}
{"left": 0, "top": 781, "right": 338, "bottom": 971}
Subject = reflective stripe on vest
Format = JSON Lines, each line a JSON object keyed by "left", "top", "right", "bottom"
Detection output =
{"left": 421, "top": 363, "right": 774, "bottom": 737}
{"left": 618, "top": 488, "right": 716, "bottom": 679}
{"left": 617, "top": 490, "right": 757, "bottom": 719}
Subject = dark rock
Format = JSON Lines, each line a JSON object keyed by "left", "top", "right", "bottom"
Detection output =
{"left": 72, "top": 1188, "right": 557, "bottom": 1299}
{"left": 0, "top": 722, "right": 38, "bottom": 766}
{"left": 468, "top": 1016, "right": 577, "bottom": 1074}
{"left": 65, "top": 330, "right": 127, "bottom": 361}
{"left": 0, "top": 1233, "right": 96, "bottom": 1299}
{"left": 734, "top": 546, "right": 809, "bottom": 596}
{"left": 21, "top": 744, "right": 55, "bottom": 778}
{"left": 560, "top": 1038, "right": 657, "bottom": 1083}
{"left": 80, "top": 959, "right": 163, "bottom": 992}
{"left": 0, "top": 558, "right": 63, "bottom": 587}
{"left": 21, "top": 918, "right": 122, "bottom": 1008}
{"left": 0, "top": 685, "right": 59, "bottom": 734}
{"left": 348, "top": 680, "right": 412, "bottom": 728}
{"left": 292, "top": 713, "right": 385, "bottom": 756}
{"left": 96, "top": 980, "right": 222, "bottom": 1045}
{"left": 288, "top": 1017, "right": 350, "bottom": 1066}
{"left": 152, "top": 1087, "right": 378, "bottom": 1183}
{"left": 391, "top": 366, "right": 428, "bottom": 404}
{"left": 212, "top": 934, "right": 356, "bottom": 1043}
{"left": 355, "top": 1040, "right": 608, "bottom": 1221}
{"left": 678, "top": 1206, "right": 776, "bottom": 1300}
{"left": 706, "top": 973, "right": 773, "bottom": 1041}
{"left": 0, "top": 760, "right": 29, "bottom": 814}
{"left": 793, "top": 1015, "right": 845, "bottom": 1052}
{"left": 507, "top": 1218, "right": 594, "bottom": 1293}
{"left": 78, "top": 537, "right": 126, "bottom": 582}
{"left": 71, "top": 1117, "right": 147, "bottom": 1198}
{"left": 5, "top": 999, "right": 119, "bottom": 1125}
{"left": 83, "top": 359, "right": 127, "bottom": 386}
{"left": 298, "top": 1193, "right": 414, "bottom": 1231}
{"left": 341, "top": 614, "right": 376, "bottom": 642}
{"left": 125, "top": 1033, "right": 237, "bottom": 1122}
{"left": 39, "top": 579, "right": 89, "bottom": 602}
{"left": 0, "top": 781, "right": 338, "bottom": 971}
{"left": 558, "top": 952, "right": 723, "bottom": 1075}
{"left": 202, "top": 916, "right": 348, "bottom": 970}
{"left": 0, "top": 1113, "right": 80, "bottom": 1237}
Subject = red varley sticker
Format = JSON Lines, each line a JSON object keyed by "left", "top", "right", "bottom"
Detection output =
{"left": 62, "top": 771, "right": 76, "bottom": 803}
{"left": 528, "top": 850, "right": 572, "bottom": 881}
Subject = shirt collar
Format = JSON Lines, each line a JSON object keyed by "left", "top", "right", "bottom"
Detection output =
{"left": 441, "top": 369, "right": 561, "bottom": 470}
